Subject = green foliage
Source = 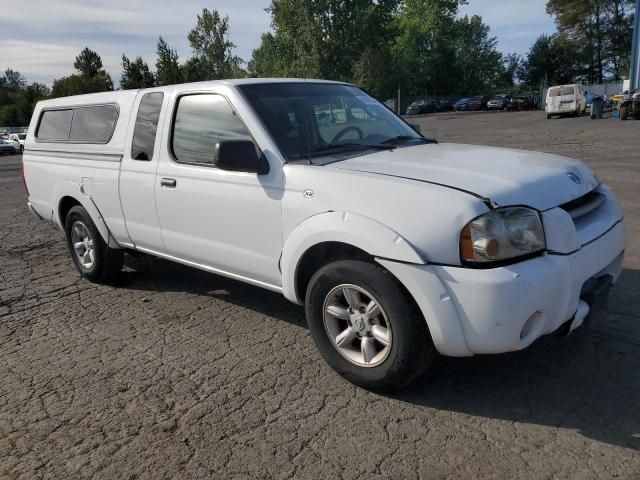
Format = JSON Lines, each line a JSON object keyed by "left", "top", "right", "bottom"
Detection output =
{"left": 546, "top": 0, "right": 635, "bottom": 82}
{"left": 120, "top": 55, "right": 156, "bottom": 89}
{"left": 520, "top": 33, "right": 580, "bottom": 87}
{"left": 184, "top": 8, "right": 245, "bottom": 82}
{"left": 156, "top": 37, "right": 183, "bottom": 86}
{"left": 250, "top": 1, "right": 519, "bottom": 98}
{"left": 52, "top": 47, "right": 113, "bottom": 98}
{"left": 0, "top": 70, "right": 50, "bottom": 126}
{"left": 74, "top": 47, "right": 105, "bottom": 78}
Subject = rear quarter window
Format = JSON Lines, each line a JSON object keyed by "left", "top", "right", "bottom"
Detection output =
{"left": 37, "top": 109, "right": 73, "bottom": 141}
{"left": 69, "top": 105, "right": 119, "bottom": 142}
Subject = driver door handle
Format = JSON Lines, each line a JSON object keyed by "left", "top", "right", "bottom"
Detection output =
{"left": 160, "top": 178, "right": 176, "bottom": 188}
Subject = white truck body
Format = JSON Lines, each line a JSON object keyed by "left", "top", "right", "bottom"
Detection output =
{"left": 23, "top": 79, "right": 625, "bottom": 388}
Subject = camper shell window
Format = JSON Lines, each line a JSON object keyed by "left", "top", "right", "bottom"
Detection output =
{"left": 36, "top": 104, "right": 119, "bottom": 143}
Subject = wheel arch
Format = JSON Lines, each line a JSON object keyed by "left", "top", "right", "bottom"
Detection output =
{"left": 281, "top": 211, "right": 425, "bottom": 304}
{"left": 54, "top": 181, "right": 121, "bottom": 249}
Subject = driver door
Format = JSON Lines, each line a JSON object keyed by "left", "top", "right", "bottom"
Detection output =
{"left": 154, "top": 87, "right": 284, "bottom": 288}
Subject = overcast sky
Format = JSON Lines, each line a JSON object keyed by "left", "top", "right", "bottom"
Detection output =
{"left": 1, "top": 0, "right": 556, "bottom": 86}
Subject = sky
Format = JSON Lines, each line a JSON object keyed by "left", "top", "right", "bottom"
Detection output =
{"left": 0, "top": 0, "right": 557, "bottom": 86}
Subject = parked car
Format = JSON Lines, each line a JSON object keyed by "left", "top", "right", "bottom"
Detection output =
{"left": 619, "top": 89, "right": 640, "bottom": 121}
{"left": 436, "top": 98, "right": 454, "bottom": 112}
{"left": 8, "top": 133, "right": 26, "bottom": 153}
{"left": 23, "top": 79, "right": 625, "bottom": 391}
{"left": 468, "top": 96, "right": 488, "bottom": 111}
{"left": 0, "top": 139, "right": 19, "bottom": 155}
{"left": 546, "top": 84, "right": 586, "bottom": 119}
{"left": 406, "top": 98, "right": 438, "bottom": 115}
{"left": 453, "top": 98, "right": 471, "bottom": 111}
{"left": 487, "top": 95, "right": 511, "bottom": 110}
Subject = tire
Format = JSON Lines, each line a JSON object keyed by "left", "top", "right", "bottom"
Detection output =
{"left": 64, "top": 205, "right": 123, "bottom": 283}
{"left": 620, "top": 105, "right": 629, "bottom": 121}
{"left": 305, "top": 259, "right": 436, "bottom": 391}
{"left": 546, "top": 113, "right": 552, "bottom": 120}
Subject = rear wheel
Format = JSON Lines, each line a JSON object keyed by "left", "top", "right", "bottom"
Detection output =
{"left": 305, "top": 259, "right": 436, "bottom": 391}
{"left": 620, "top": 105, "right": 629, "bottom": 121}
{"left": 64, "top": 205, "right": 123, "bottom": 283}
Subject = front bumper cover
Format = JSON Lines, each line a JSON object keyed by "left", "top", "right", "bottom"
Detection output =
{"left": 379, "top": 220, "right": 625, "bottom": 357}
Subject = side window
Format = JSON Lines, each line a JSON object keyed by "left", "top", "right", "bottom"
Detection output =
{"left": 69, "top": 105, "right": 118, "bottom": 142}
{"left": 37, "top": 109, "right": 73, "bottom": 141}
{"left": 172, "top": 94, "right": 251, "bottom": 166}
{"left": 37, "top": 105, "right": 118, "bottom": 143}
{"left": 131, "top": 92, "right": 164, "bottom": 161}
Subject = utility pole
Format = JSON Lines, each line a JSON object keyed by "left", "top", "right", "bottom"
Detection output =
{"left": 630, "top": 0, "right": 640, "bottom": 89}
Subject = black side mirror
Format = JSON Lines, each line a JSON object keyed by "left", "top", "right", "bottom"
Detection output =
{"left": 213, "top": 140, "right": 269, "bottom": 175}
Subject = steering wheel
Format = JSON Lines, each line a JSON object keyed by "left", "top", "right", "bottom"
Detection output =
{"left": 331, "top": 126, "right": 364, "bottom": 144}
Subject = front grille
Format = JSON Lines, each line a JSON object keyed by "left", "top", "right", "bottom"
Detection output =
{"left": 559, "top": 191, "right": 606, "bottom": 220}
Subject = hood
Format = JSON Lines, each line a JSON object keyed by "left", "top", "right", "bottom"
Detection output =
{"left": 330, "top": 143, "right": 598, "bottom": 211}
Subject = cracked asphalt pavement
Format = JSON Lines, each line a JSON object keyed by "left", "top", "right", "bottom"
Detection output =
{"left": 1, "top": 111, "right": 639, "bottom": 479}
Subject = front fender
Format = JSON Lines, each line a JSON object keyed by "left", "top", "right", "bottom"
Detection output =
{"left": 281, "top": 211, "right": 425, "bottom": 304}
{"left": 53, "top": 180, "right": 121, "bottom": 249}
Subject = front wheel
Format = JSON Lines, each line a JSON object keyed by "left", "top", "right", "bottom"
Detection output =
{"left": 64, "top": 205, "right": 124, "bottom": 283}
{"left": 305, "top": 260, "right": 436, "bottom": 391}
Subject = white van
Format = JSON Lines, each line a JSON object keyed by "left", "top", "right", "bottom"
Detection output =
{"left": 546, "top": 84, "right": 587, "bottom": 119}
{"left": 23, "top": 79, "right": 624, "bottom": 390}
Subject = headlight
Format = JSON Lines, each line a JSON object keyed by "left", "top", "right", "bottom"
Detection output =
{"left": 460, "top": 207, "right": 545, "bottom": 265}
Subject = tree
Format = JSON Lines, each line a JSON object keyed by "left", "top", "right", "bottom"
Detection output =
{"left": 120, "top": 55, "right": 156, "bottom": 89}
{"left": 156, "top": 36, "right": 182, "bottom": 86}
{"left": 184, "top": 8, "right": 244, "bottom": 81}
{"left": 1, "top": 69, "right": 26, "bottom": 89}
{"left": 520, "top": 33, "right": 579, "bottom": 87}
{"left": 499, "top": 53, "right": 523, "bottom": 89}
{"left": 52, "top": 48, "right": 113, "bottom": 98}
{"left": 0, "top": 70, "right": 49, "bottom": 126}
{"left": 546, "top": 0, "right": 635, "bottom": 83}
{"left": 250, "top": 0, "right": 399, "bottom": 95}
{"left": 453, "top": 15, "right": 504, "bottom": 95}
{"left": 74, "top": 47, "right": 104, "bottom": 78}
{"left": 384, "top": 0, "right": 463, "bottom": 97}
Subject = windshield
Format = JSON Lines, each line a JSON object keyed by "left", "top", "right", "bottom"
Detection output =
{"left": 18, "top": 134, "right": 26, "bottom": 140}
{"left": 238, "top": 83, "right": 423, "bottom": 162}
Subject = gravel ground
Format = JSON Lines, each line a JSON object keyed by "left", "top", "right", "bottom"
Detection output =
{"left": 1, "top": 111, "right": 639, "bottom": 479}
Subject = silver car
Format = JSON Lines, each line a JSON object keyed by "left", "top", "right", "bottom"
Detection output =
{"left": 0, "top": 139, "right": 19, "bottom": 155}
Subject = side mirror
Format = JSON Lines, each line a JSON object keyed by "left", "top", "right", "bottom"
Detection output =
{"left": 409, "top": 123, "right": 421, "bottom": 134}
{"left": 213, "top": 140, "right": 269, "bottom": 175}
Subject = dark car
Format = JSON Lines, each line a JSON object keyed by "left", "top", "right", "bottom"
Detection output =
{"left": 468, "top": 96, "right": 488, "bottom": 111}
{"left": 453, "top": 98, "right": 471, "bottom": 111}
{"left": 508, "top": 95, "right": 537, "bottom": 111}
{"left": 487, "top": 94, "right": 511, "bottom": 110}
{"left": 620, "top": 90, "right": 640, "bottom": 121}
{"left": 405, "top": 98, "right": 438, "bottom": 115}
{"left": 436, "top": 98, "right": 454, "bottom": 112}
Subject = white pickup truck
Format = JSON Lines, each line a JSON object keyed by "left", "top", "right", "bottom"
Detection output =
{"left": 23, "top": 79, "right": 625, "bottom": 390}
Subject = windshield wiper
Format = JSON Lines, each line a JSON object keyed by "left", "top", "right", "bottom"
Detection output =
{"left": 382, "top": 136, "right": 437, "bottom": 145}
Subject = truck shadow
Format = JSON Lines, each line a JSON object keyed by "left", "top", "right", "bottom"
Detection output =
{"left": 121, "top": 254, "right": 640, "bottom": 451}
